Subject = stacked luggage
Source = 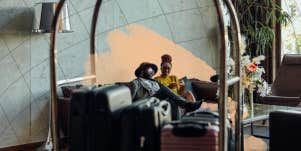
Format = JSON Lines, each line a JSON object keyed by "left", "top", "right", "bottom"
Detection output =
{"left": 68, "top": 84, "right": 233, "bottom": 151}
{"left": 69, "top": 84, "right": 172, "bottom": 151}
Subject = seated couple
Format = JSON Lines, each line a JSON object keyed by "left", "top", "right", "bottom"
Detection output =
{"left": 127, "top": 54, "right": 202, "bottom": 114}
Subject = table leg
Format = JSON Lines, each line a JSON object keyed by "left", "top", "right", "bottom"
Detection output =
{"left": 250, "top": 122, "right": 254, "bottom": 135}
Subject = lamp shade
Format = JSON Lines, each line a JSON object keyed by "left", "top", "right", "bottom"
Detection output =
{"left": 32, "top": 2, "right": 72, "bottom": 33}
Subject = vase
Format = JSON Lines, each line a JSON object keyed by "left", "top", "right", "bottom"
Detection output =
{"left": 242, "top": 89, "right": 254, "bottom": 118}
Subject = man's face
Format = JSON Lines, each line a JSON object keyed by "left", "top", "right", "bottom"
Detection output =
{"left": 143, "top": 66, "right": 155, "bottom": 79}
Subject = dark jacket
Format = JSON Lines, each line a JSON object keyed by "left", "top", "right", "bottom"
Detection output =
{"left": 127, "top": 78, "right": 202, "bottom": 119}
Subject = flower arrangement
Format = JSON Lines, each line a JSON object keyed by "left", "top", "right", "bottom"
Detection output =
{"left": 225, "top": 36, "right": 271, "bottom": 97}
{"left": 239, "top": 36, "right": 271, "bottom": 96}
{"left": 239, "top": 35, "right": 271, "bottom": 96}
{"left": 241, "top": 55, "right": 271, "bottom": 96}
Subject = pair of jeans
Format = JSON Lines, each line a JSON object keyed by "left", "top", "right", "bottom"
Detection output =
{"left": 154, "top": 83, "right": 202, "bottom": 120}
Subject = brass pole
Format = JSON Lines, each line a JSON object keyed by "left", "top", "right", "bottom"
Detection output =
{"left": 223, "top": 0, "right": 243, "bottom": 150}
{"left": 49, "top": 0, "right": 102, "bottom": 150}
{"left": 214, "top": 0, "right": 242, "bottom": 150}
{"left": 213, "top": 0, "right": 227, "bottom": 150}
{"left": 49, "top": 0, "right": 66, "bottom": 150}
{"left": 90, "top": 0, "right": 103, "bottom": 84}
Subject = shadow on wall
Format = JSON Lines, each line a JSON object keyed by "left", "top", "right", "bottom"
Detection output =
{"left": 84, "top": 24, "right": 216, "bottom": 84}
{"left": 0, "top": 7, "right": 34, "bottom": 33}
{"left": 29, "top": 99, "right": 49, "bottom": 143}
{"left": 208, "top": 27, "right": 219, "bottom": 50}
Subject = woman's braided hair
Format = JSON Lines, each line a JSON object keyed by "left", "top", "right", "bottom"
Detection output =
{"left": 161, "top": 54, "right": 172, "bottom": 66}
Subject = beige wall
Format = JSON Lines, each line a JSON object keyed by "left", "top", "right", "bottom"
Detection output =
{"left": 0, "top": 0, "right": 219, "bottom": 148}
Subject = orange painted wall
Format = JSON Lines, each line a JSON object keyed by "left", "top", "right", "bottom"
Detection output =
{"left": 85, "top": 24, "right": 216, "bottom": 84}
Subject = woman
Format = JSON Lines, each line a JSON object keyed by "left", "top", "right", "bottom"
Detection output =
{"left": 154, "top": 54, "right": 196, "bottom": 102}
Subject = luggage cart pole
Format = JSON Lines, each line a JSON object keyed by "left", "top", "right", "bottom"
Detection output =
{"left": 90, "top": 0, "right": 103, "bottom": 84}
{"left": 222, "top": 0, "right": 243, "bottom": 150}
{"left": 49, "top": 1, "right": 66, "bottom": 150}
{"left": 48, "top": 0, "right": 99, "bottom": 150}
{"left": 214, "top": 0, "right": 243, "bottom": 150}
{"left": 214, "top": 0, "right": 228, "bottom": 150}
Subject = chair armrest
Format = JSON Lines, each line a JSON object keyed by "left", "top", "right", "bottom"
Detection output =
{"left": 189, "top": 78, "right": 218, "bottom": 102}
{"left": 259, "top": 95, "right": 301, "bottom": 107}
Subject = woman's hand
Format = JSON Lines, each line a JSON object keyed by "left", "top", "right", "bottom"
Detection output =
{"left": 168, "top": 82, "right": 178, "bottom": 89}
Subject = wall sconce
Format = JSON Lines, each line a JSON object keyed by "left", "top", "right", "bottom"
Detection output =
{"left": 32, "top": 2, "right": 72, "bottom": 33}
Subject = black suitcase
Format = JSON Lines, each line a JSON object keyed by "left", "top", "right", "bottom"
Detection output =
{"left": 69, "top": 84, "right": 132, "bottom": 151}
{"left": 120, "top": 97, "right": 171, "bottom": 151}
{"left": 69, "top": 87, "right": 91, "bottom": 151}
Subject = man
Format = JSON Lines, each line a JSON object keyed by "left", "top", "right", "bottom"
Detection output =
{"left": 128, "top": 62, "right": 202, "bottom": 118}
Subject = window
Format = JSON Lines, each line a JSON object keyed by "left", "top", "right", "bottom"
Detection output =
{"left": 282, "top": 0, "right": 301, "bottom": 56}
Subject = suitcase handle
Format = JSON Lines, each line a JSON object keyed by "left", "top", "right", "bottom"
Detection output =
{"left": 171, "top": 120, "right": 211, "bottom": 127}
{"left": 159, "top": 101, "right": 171, "bottom": 116}
{"left": 185, "top": 110, "right": 219, "bottom": 118}
{"left": 146, "top": 97, "right": 160, "bottom": 106}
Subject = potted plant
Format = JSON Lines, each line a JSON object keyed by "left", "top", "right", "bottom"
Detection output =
{"left": 232, "top": 0, "right": 291, "bottom": 57}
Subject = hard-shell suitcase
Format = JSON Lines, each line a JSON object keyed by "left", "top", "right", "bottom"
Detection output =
{"left": 161, "top": 121, "right": 219, "bottom": 151}
{"left": 120, "top": 97, "right": 171, "bottom": 151}
{"left": 181, "top": 110, "right": 220, "bottom": 124}
{"left": 69, "top": 85, "right": 132, "bottom": 151}
{"left": 184, "top": 110, "right": 234, "bottom": 150}
{"left": 69, "top": 87, "right": 91, "bottom": 151}
{"left": 161, "top": 110, "right": 234, "bottom": 151}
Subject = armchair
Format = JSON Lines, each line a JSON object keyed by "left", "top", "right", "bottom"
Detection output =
{"left": 259, "top": 54, "right": 301, "bottom": 106}
{"left": 269, "top": 110, "right": 301, "bottom": 151}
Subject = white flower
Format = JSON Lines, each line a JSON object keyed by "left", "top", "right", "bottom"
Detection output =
{"left": 241, "top": 55, "right": 251, "bottom": 67}
{"left": 252, "top": 55, "right": 265, "bottom": 64}
{"left": 240, "top": 35, "right": 247, "bottom": 55}
{"left": 257, "top": 81, "right": 271, "bottom": 96}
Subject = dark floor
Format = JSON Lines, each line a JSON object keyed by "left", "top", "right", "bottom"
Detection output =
{"left": 53, "top": 124, "right": 272, "bottom": 151}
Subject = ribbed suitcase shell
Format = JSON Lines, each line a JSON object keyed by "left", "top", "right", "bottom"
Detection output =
{"left": 161, "top": 123, "right": 219, "bottom": 151}
{"left": 183, "top": 110, "right": 234, "bottom": 150}
{"left": 120, "top": 97, "right": 171, "bottom": 151}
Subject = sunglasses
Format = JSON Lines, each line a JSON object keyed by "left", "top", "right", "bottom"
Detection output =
{"left": 146, "top": 67, "right": 155, "bottom": 75}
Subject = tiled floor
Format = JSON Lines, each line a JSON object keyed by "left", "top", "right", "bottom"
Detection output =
{"left": 244, "top": 122, "right": 269, "bottom": 151}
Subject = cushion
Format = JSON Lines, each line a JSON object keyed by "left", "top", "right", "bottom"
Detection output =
{"left": 259, "top": 95, "right": 301, "bottom": 106}
{"left": 189, "top": 78, "right": 218, "bottom": 101}
{"left": 282, "top": 54, "right": 301, "bottom": 65}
